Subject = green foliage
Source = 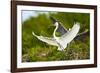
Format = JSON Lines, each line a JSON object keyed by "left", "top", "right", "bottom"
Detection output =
{"left": 22, "top": 11, "right": 90, "bottom": 62}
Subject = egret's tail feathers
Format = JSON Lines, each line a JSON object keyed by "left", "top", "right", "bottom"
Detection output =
{"left": 57, "top": 47, "right": 64, "bottom": 51}
{"left": 58, "top": 47, "right": 62, "bottom": 51}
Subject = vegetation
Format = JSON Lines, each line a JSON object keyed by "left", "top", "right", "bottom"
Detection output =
{"left": 22, "top": 11, "right": 90, "bottom": 62}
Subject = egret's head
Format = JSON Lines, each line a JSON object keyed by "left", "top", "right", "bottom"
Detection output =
{"left": 48, "top": 21, "right": 59, "bottom": 29}
{"left": 54, "top": 22, "right": 59, "bottom": 27}
{"left": 48, "top": 16, "right": 59, "bottom": 29}
{"left": 50, "top": 16, "right": 58, "bottom": 26}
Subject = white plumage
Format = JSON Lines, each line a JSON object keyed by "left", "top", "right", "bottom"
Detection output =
{"left": 32, "top": 22, "right": 80, "bottom": 51}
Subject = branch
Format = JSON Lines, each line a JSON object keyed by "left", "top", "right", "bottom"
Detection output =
{"left": 74, "top": 30, "right": 89, "bottom": 41}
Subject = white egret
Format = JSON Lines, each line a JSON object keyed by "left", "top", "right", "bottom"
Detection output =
{"left": 32, "top": 21, "right": 80, "bottom": 51}
{"left": 50, "top": 17, "right": 89, "bottom": 41}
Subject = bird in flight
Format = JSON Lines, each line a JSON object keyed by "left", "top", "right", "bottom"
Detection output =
{"left": 50, "top": 17, "right": 89, "bottom": 41}
{"left": 32, "top": 17, "right": 80, "bottom": 51}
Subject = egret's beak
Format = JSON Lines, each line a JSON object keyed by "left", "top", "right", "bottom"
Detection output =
{"left": 48, "top": 25, "right": 55, "bottom": 29}
{"left": 48, "top": 16, "right": 57, "bottom": 28}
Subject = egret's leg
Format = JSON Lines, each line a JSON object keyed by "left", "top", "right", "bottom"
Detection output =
{"left": 66, "top": 43, "right": 70, "bottom": 56}
{"left": 62, "top": 44, "right": 71, "bottom": 60}
{"left": 60, "top": 46, "right": 68, "bottom": 60}
{"left": 56, "top": 42, "right": 68, "bottom": 60}
{"left": 67, "top": 43, "right": 70, "bottom": 49}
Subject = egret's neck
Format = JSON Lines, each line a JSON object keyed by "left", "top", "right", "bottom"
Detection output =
{"left": 53, "top": 23, "right": 58, "bottom": 38}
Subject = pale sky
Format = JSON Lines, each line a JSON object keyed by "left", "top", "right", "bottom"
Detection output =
{"left": 22, "top": 11, "right": 37, "bottom": 21}
{"left": 21, "top": 10, "right": 57, "bottom": 22}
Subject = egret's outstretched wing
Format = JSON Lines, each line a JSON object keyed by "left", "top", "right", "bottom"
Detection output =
{"left": 60, "top": 23, "right": 80, "bottom": 43}
{"left": 32, "top": 32, "right": 58, "bottom": 46}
